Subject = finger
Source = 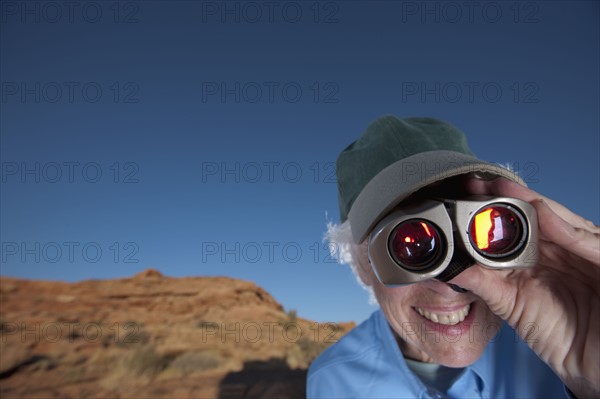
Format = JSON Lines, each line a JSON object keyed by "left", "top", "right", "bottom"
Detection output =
{"left": 533, "top": 198, "right": 600, "bottom": 266}
{"left": 537, "top": 241, "right": 599, "bottom": 291}
{"left": 465, "top": 177, "right": 599, "bottom": 233}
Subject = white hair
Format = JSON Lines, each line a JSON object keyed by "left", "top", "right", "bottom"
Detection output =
{"left": 324, "top": 219, "right": 377, "bottom": 305}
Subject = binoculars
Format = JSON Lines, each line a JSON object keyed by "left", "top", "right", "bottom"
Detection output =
{"left": 368, "top": 196, "right": 538, "bottom": 285}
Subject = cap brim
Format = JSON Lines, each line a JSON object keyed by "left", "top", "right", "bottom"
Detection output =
{"left": 348, "top": 150, "right": 526, "bottom": 243}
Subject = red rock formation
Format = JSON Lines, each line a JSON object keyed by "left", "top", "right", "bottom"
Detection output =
{"left": 0, "top": 270, "right": 354, "bottom": 398}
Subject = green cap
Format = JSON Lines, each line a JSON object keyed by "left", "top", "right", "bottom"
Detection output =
{"left": 336, "top": 115, "right": 525, "bottom": 243}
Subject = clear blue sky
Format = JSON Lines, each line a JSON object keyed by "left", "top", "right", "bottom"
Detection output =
{"left": 1, "top": 1, "right": 598, "bottom": 323}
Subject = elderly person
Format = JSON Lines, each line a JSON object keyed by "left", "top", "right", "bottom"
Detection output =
{"left": 307, "top": 116, "right": 599, "bottom": 398}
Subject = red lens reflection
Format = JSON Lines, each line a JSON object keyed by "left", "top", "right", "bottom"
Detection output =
{"left": 389, "top": 220, "right": 442, "bottom": 269}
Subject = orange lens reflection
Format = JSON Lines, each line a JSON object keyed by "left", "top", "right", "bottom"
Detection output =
{"left": 473, "top": 208, "right": 493, "bottom": 249}
{"left": 469, "top": 204, "right": 523, "bottom": 257}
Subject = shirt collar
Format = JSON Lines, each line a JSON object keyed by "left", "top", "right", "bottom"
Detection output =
{"left": 375, "top": 308, "right": 499, "bottom": 398}
{"left": 375, "top": 309, "right": 432, "bottom": 395}
{"left": 467, "top": 322, "right": 513, "bottom": 397}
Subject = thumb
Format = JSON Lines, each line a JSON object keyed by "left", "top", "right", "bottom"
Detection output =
{"left": 448, "top": 265, "right": 517, "bottom": 320}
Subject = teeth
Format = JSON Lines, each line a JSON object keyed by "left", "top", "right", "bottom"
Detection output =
{"left": 416, "top": 304, "right": 470, "bottom": 325}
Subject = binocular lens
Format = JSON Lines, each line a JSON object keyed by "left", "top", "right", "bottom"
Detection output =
{"left": 469, "top": 205, "right": 524, "bottom": 257}
{"left": 389, "top": 220, "right": 442, "bottom": 270}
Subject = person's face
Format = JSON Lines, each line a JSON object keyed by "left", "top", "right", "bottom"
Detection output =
{"left": 362, "top": 175, "right": 505, "bottom": 367}
{"left": 370, "top": 269, "right": 501, "bottom": 367}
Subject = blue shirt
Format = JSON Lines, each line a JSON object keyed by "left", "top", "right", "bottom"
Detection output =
{"left": 307, "top": 309, "right": 569, "bottom": 398}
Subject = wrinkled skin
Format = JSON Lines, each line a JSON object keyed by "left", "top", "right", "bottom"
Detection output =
{"left": 359, "top": 176, "right": 599, "bottom": 398}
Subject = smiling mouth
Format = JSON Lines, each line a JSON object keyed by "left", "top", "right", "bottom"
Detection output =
{"left": 414, "top": 304, "right": 471, "bottom": 325}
